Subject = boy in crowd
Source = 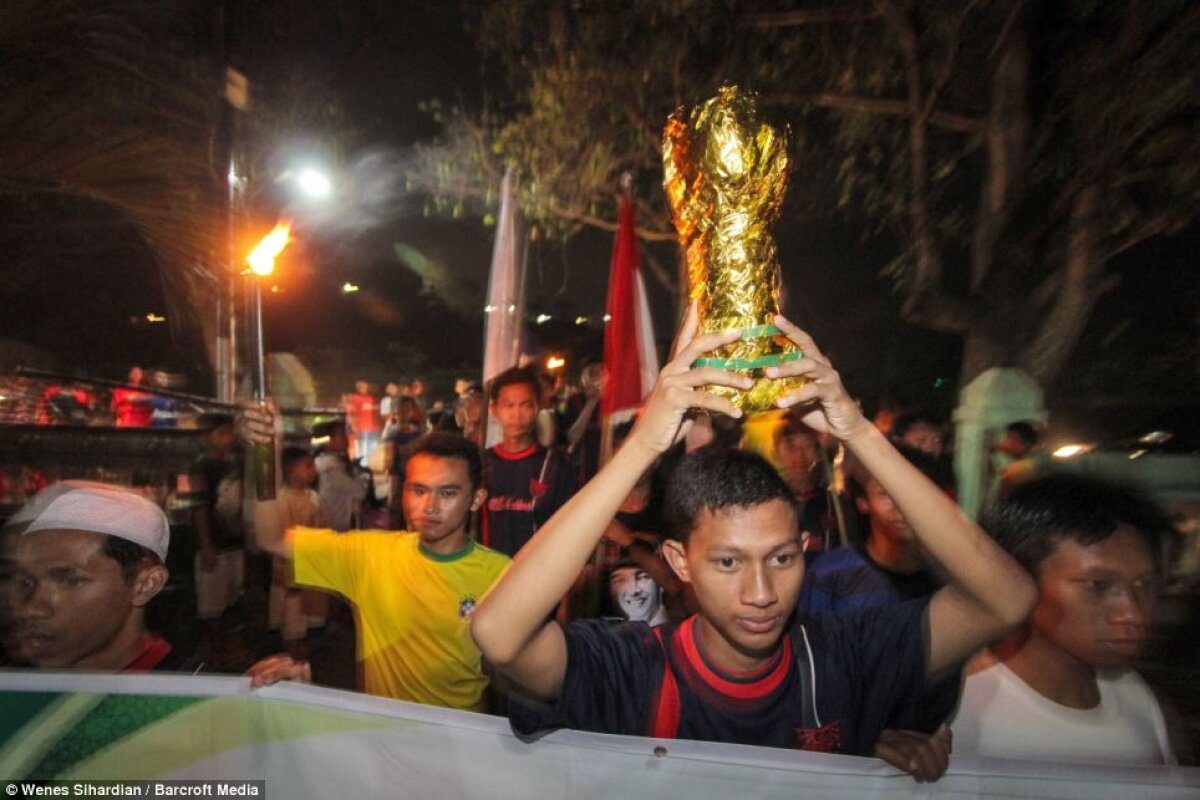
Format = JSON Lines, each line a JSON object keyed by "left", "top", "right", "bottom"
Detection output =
{"left": 799, "top": 445, "right": 948, "bottom": 615}
{"left": 471, "top": 308, "right": 1034, "bottom": 779}
{"left": 952, "top": 474, "right": 1177, "bottom": 764}
{"left": 484, "top": 366, "right": 577, "bottom": 557}
{"left": 191, "top": 412, "right": 246, "bottom": 665}
{"left": 271, "top": 447, "right": 326, "bottom": 658}
{"left": 251, "top": 430, "right": 510, "bottom": 711}
{"left": 313, "top": 420, "right": 367, "bottom": 532}
{"left": 891, "top": 410, "right": 946, "bottom": 459}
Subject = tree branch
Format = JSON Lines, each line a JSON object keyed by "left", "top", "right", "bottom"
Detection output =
{"left": 743, "top": 8, "right": 882, "bottom": 28}
{"left": 548, "top": 201, "right": 678, "bottom": 242}
{"left": 900, "top": 287, "right": 976, "bottom": 335}
{"left": 1103, "top": 209, "right": 1193, "bottom": 262}
{"left": 759, "top": 92, "right": 984, "bottom": 133}
{"left": 922, "top": 0, "right": 985, "bottom": 120}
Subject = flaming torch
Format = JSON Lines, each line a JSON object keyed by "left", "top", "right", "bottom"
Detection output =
{"left": 245, "top": 220, "right": 291, "bottom": 500}
{"left": 247, "top": 221, "right": 291, "bottom": 277}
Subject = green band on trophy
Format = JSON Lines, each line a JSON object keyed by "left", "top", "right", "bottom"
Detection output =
{"left": 738, "top": 324, "right": 780, "bottom": 341}
{"left": 692, "top": 351, "right": 803, "bottom": 372}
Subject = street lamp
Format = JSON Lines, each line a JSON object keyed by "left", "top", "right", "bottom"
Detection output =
{"left": 296, "top": 168, "right": 332, "bottom": 199}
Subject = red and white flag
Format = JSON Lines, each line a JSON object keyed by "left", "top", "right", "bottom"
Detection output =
{"left": 601, "top": 194, "right": 659, "bottom": 432}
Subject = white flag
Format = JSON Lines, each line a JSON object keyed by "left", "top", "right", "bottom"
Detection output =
{"left": 482, "top": 167, "right": 526, "bottom": 446}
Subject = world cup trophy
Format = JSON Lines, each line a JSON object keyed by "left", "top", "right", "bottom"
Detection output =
{"left": 663, "top": 85, "right": 804, "bottom": 412}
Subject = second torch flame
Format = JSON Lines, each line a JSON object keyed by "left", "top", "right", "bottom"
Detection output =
{"left": 247, "top": 221, "right": 292, "bottom": 276}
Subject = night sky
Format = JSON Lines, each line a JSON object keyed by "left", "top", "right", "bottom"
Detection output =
{"left": 2, "top": 2, "right": 1197, "bottom": 434}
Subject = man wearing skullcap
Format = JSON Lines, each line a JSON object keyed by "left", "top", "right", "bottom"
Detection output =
{"left": 3, "top": 480, "right": 185, "bottom": 671}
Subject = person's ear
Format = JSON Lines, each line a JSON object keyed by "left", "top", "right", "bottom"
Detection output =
{"left": 470, "top": 488, "right": 487, "bottom": 512}
{"left": 131, "top": 564, "right": 168, "bottom": 608}
{"left": 661, "top": 539, "right": 691, "bottom": 583}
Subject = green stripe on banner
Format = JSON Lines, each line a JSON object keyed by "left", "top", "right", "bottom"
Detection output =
{"left": 691, "top": 351, "right": 803, "bottom": 371}
{"left": 0, "top": 691, "right": 59, "bottom": 746}
{"left": 28, "top": 694, "right": 203, "bottom": 779}
{"left": 65, "top": 695, "right": 405, "bottom": 780}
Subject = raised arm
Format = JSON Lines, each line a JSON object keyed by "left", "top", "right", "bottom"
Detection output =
{"left": 767, "top": 316, "right": 1036, "bottom": 676}
{"left": 470, "top": 307, "right": 749, "bottom": 699}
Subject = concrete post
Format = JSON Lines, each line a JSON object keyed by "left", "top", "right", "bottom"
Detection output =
{"left": 953, "top": 368, "right": 1046, "bottom": 519}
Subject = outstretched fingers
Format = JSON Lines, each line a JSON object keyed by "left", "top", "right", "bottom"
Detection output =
{"left": 667, "top": 325, "right": 743, "bottom": 374}
{"left": 669, "top": 300, "right": 701, "bottom": 362}
{"left": 773, "top": 314, "right": 830, "bottom": 367}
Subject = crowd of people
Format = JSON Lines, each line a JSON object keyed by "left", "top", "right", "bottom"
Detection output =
{"left": 1, "top": 309, "right": 1191, "bottom": 782}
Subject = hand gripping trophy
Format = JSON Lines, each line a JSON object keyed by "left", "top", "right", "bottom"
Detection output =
{"left": 663, "top": 85, "right": 805, "bottom": 412}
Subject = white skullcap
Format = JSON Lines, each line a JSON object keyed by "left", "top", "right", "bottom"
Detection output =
{"left": 4, "top": 480, "right": 170, "bottom": 562}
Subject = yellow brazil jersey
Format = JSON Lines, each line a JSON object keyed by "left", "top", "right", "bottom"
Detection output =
{"left": 291, "top": 528, "right": 510, "bottom": 711}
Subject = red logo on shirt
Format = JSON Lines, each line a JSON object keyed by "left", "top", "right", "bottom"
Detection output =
{"left": 795, "top": 721, "right": 842, "bottom": 753}
{"left": 530, "top": 479, "right": 549, "bottom": 499}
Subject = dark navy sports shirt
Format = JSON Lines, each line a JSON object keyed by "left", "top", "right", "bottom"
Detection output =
{"left": 510, "top": 597, "right": 958, "bottom": 756}
{"left": 799, "top": 545, "right": 939, "bottom": 616}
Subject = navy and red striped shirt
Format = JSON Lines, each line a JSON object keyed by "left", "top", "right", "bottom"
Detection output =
{"left": 510, "top": 598, "right": 958, "bottom": 756}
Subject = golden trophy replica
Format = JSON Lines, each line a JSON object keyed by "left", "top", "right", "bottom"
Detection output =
{"left": 663, "top": 85, "right": 804, "bottom": 412}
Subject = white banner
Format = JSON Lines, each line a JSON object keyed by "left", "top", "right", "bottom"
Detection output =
{"left": 2, "top": 671, "right": 1197, "bottom": 799}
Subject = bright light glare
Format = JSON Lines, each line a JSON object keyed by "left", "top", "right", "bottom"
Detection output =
{"left": 546, "top": 356, "right": 565, "bottom": 370}
{"left": 536, "top": 314, "right": 552, "bottom": 324}
{"left": 247, "top": 222, "right": 291, "bottom": 276}
{"left": 297, "top": 168, "right": 331, "bottom": 198}
{"left": 145, "top": 313, "right": 166, "bottom": 323}
{"left": 575, "top": 316, "right": 589, "bottom": 325}
{"left": 602, "top": 313, "right": 612, "bottom": 322}
{"left": 342, "top": 282, "right": 360, "bottom": 294}
{"left": 1052, "top": 444, "right": 1088, "bottom": 459}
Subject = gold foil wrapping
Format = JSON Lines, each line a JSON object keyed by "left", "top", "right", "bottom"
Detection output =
{"left": 663, "top": 86, "right": 804, "bottom": 412}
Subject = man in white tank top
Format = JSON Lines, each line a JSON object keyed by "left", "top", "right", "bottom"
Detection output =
{"left": 951, "top": 475, "right": 1176, "bottom": 765}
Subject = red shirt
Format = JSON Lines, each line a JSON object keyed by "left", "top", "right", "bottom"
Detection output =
{"left": 345, "top": 393, "right": 380, "bottom": 432}
{"left": 112, "top": 387, "right": 154, "bottom": 427}
{"left": 123, "top": 636, "right": 174, "bottom": 671}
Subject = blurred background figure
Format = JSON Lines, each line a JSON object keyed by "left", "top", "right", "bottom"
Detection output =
{"left": 36, "top": 382, "right": 96, "bottom": 426}
{"left": 994, "top": 420, "right": 1046, "bottom": 493}
{"left": 891, "top": 410, "right": 947, "bottom": 459}
{"left": 344, "top": 380, "right": 380, "bottom": 464}
{"left": 270, "top": 446, "right": 327, "bottom": 659}
{"left": 112, "top": 366, "right": 153, "bottom": 427}
{"left": 565, "top": 362, "right": 605, "bottom": 484}
{"left": 313, "top": 419, "right": 367, "bottom": 532}
{"left": 742, "top": 410, "right": 838, "bottom": 558}
{"left": 453, "top": 384, "right": 485, "bottom": 446}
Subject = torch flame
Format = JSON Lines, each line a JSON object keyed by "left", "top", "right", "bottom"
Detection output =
{"left": 247, "top": 221, "right": 291, "bottom": 276}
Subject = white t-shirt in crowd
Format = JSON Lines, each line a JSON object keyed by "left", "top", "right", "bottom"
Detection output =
{"left": 951, "top": 659, "right": 1174, "bottom": 765}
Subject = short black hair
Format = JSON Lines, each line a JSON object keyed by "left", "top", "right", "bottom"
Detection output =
{"left": 407, "top": 431, "right": 484, "bottom": 489}
{"left": 281, "top": 446, "right": 313, "bottom": 478}
{"left": 101, "top": 536, "right": 163, "bottom": 584}
{"left": 891, "top": 410, "right": 944, "bottom": 439}
{"left": 312, "top": 419, "right": 346, "bottom": 440}
{"left": 664, "top": 447, "right": 797, "bottom": 544}
{"left": 196, "top": 412, "right": 235, "bottom": 432}
{"left": 1005, "top": 421, "right": 1040, "bottom": 448}
{"left": 843, "top": 443, "right": 950, "bottom": 502}
{"left": 981, "top": 474, "right": 1172, "bottom": 575}
{"left": 488, "top": 365, "right": 541, "bottom": 404}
